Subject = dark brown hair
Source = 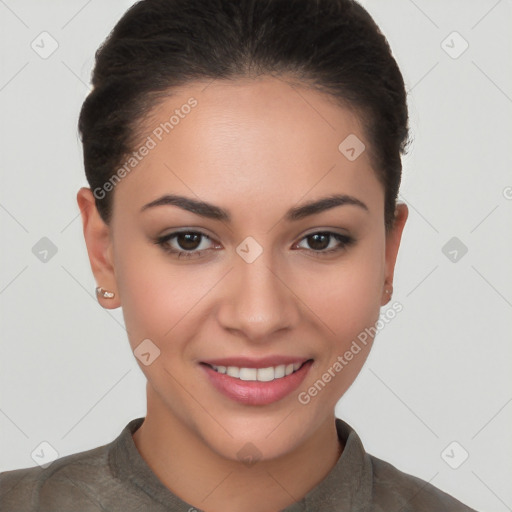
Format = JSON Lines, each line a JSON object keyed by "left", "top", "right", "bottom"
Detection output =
{"left": 78, "top": 0, "right": 410, "bottom": 233}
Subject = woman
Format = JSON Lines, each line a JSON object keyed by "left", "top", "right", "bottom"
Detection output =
{"left": 0, "top": 0, "right": 478, "bottom": 510}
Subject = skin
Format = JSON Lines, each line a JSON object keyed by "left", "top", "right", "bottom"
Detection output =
{"left": 77, "top": 75, "right": 408, "bottom": 512}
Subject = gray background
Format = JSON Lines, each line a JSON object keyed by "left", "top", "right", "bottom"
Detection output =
{"left": 1, "top": 1, "right": 511, "bottom": 510}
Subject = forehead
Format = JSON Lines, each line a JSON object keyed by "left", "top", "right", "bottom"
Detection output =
{"left": 112, "top": 76, "right": 382, "bottom": 221}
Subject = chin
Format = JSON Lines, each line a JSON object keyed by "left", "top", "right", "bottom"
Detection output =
{"left": 197, "top": 410, "right": 320, "bottom": 464}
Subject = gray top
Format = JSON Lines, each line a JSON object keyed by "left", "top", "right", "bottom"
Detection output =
{"left": 0, "top": 417, "right": 477, "bottom": 511}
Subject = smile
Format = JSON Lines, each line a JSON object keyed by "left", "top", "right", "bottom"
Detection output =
{"left": 200, "top": 359, "right": 314, "bottom": 405}
{"left": 208, "top": 362, "right": 304, "bottom": 382}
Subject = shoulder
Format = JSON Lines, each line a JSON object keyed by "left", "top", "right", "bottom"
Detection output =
{"left": 369, "top": 454, "right": 477, "bottom": 511}
{"left": 0, "top": 442, "right": 120, "bottom": 512}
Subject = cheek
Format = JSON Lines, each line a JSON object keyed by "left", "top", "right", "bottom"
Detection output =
{"left": 303, "top": 239, "right": 384, "bottom": 340}
{"left": 113, "top": 239, "right": 188, "bottom": 347}
{"left": 297, "top": 234, "right": 385, "bottom": 400}
{"left": 114, "top": 237, "right": 223, "bottom": 358}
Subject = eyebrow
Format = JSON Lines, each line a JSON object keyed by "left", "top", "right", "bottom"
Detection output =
{"left": 140, "top": 193, "right": 368, "bottom": 222}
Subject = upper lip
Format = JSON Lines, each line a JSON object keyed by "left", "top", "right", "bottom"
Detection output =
{"left": 201, "top": 356, "right": 312, "bottom": 368}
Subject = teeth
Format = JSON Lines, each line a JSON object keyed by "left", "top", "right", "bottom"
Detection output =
{"left": 210, "top": 362, "right": 305, "bottom": 382}
{"left": 239, "top": 368, "right": 257, "bottom": 381}
{"left": 226, "top": 366, "right": 239, "bottom": 378}
{"left": 255, "top": 367, "right": 274, "bottom": 382}
{"left": 274, "top": 364, "right": 285, "bottom": 378}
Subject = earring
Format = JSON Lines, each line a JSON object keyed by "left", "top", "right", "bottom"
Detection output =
{"left": 385, "top": 285, "right": 393, "bottom": 298}
{"left": 96, "top": 287, "right": 115, "bottom": 299}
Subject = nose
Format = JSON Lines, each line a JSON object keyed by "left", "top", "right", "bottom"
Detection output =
{"left": 216, "top": 248, "right": 301, "bottom": 343}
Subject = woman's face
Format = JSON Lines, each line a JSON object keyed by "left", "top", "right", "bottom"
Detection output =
{"left": 85, "top": 76, "right": 407, "bottom": 461}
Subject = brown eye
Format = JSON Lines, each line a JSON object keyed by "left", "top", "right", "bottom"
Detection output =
{"left": 175, "top": 232, "right": 202, "bottom": 251}
{"left": 306, "top": 233, "right": 331, "bottom": 251}
{"left": 154, "top": 231, "right": 216, "bottom": 259}
{"left": 295, "top": 232, "right": 355, "bottom": 256}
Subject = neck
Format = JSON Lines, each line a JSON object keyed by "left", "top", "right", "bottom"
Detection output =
{"left": 132, "top": 390, "right": 343, "bottom": 512}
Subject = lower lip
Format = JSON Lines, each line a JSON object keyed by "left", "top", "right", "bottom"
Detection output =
{"left": 200, "top": 360, "right": 313, "bottom": 406}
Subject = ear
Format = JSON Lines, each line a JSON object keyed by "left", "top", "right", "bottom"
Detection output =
{"left": 76, "top": 187, "right": 120, "bottom": 309}
{"left": 382, "top": 202, "right": 408, "bottom": 305}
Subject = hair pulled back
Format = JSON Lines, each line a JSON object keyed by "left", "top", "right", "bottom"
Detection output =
{"left": 78, "top": 0, "right": 410, "bottom": 232}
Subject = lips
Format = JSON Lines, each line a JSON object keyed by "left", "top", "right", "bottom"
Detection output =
{"left": 199, "top": 357, "right": 314, "bottom": 405}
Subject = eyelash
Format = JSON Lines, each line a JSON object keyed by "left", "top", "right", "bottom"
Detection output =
{"left": 153, "top": 230, "right": 356, "bottom": 260}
